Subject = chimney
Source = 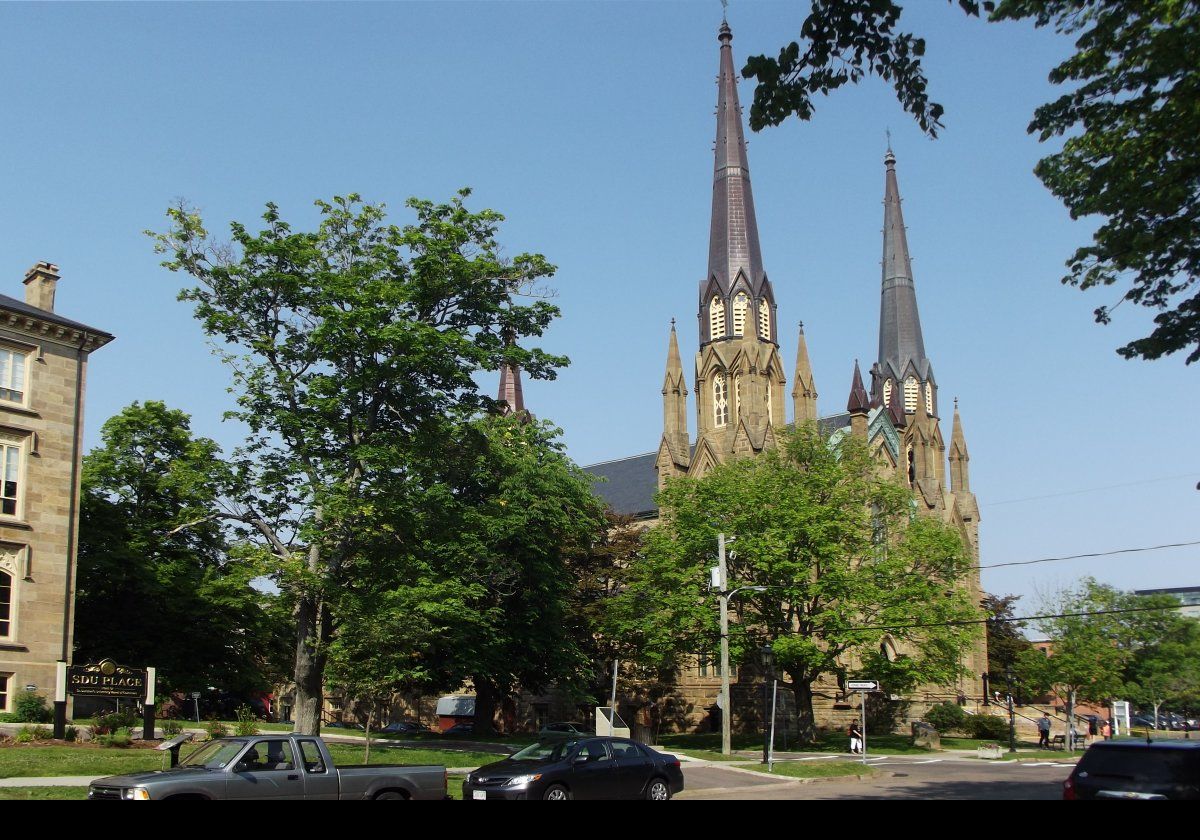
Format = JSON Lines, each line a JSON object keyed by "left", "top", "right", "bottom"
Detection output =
{"left": 24, "top": 262, "right": 59, "bottom": 312}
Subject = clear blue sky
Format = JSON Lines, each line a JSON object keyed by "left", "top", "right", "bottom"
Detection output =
{"left": 1, "top": 1, "right": 1195, "bottom": 609}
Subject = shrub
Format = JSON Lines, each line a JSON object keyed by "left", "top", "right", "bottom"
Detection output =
{"left": 14, "top": 692, "right": 52, "bottom": 723}
{"left": 93, "top": 710, "right": 138, "bottom": 735}
{"left": 162, "top": 719, "right": 183, "bottom": 737}
{"left": 0, "top": 712, "right": 19, "bottom": 723}
{"left": 205, "top": 718, "right": 229, "bottom": 740}
{"left": 924, "top": 702, "right": 968, "bottom": 734}
{"left": 97, "top": 727, "right": 133, "bottom": 748}
{"left": 64, "top": 726, "right": 79, "bottom": 742}
{"left": 966, "top": 714, "right": 1010, "bottom": 741}
{"left": 15, "top": 725, "right": 52, "bottom": 742}
{"left": 234, "top": 705, "right": 259, "bottom": 736}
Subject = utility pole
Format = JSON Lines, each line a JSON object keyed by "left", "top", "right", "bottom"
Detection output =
{"left": 719, "top": 533, "right": 731, "bottom": 756}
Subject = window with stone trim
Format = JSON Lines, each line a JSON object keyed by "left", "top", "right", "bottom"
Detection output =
{"left": 709, "top": 297, "right": 726, "bottom": 340}
{"left": 0, "top": 569, "right": 10, "bottom": 639}
{"left": 0, "top": 672, "right": 9, "bottom": 712}
{"left": 904, "top": 377, "right": 919, "bottom": 413}
{"left": 883, "top": 378, "right": 892, "bottom": 407}
{"left": 0, "top": 441, "right": 20, "bottom": 518}
{"left": 732, "top": 292, "right": 748, "bottom": 336}
{"left": 713, "top": 373, "right": 729, "bottom": 427}
{"left": 0, "top": 347, "right": 28, "bottom": 406}
{"left": 925, "top": 382, "right": 934, "bottom": 415}
{"left": 758, "top": 299, "right": 770, "bottom": 340}
{"left": 734, "top": 374, "right": 742, "bottom": 421}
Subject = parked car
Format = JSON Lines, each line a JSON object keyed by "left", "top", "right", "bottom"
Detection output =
{"left": 87, "top": 735, "right": 447, "bottom": 800}
{"left": 539, "top": 722, "right": 591, "bottom": 736}
{"left": 1063, "top": 741, "right": 1200, "bottom": 800}
{"left": 382, "top": 721, "right": 431, "bottom": 735}
{"left": 324, "top": 720, "right": 366, "bottom": 731}
{"left": 442, "top": 722, "right": 475, "bottom": 736}
{"left": 463, "top": 736, "right": 684, "bottom": 800}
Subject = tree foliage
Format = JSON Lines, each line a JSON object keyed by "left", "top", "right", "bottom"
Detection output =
{"left": 149, "top": 191, "right": 565, "bottom": 734}
{"left": 982, "top": 593, "right": 1033, "bottom": 699}
{"left": 608, "top": 423, "right": 980, "bottom": 742}
{"left": 744, "top": 1, "right": 1200, "bottom": 363}
{"left": 75, "top": 401, "right": 289, "bottom": 694}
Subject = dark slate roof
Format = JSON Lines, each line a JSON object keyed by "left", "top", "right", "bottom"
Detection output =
{"left": 0, "top": 293, "right": 114, "bottom": 339}
{"left": 584, "top": 413, "right": 854, "bottom": 519}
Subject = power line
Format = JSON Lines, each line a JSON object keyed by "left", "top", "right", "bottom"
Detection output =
{"left": 975, "top": 539, "right": 1200, "bottom": 571}
{"left": 984, "top": 472, "right": 1199, "bottom": 507}
{"left": 851, "top": 603, "right": 1182, "bottom": 633}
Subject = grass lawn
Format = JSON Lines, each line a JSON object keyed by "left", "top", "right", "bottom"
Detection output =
{"left": 0, "top": 786, "right": 89, "bottom": 800}
{"left": 325, "top": 743, "right": 499, "bottom": 769}
{"left": 734, "top": 760, "right": 876, "bottom": 779}
{"left": 658, "top": 731, "right": 935, "bottom": 756}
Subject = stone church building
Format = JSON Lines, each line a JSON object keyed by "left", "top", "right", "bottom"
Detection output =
{"left": 574, "top": 22, "right": 988, "bottom": 732}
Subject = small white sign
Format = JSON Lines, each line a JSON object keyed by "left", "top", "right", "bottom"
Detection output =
{"left": 847, "top": 680, "right": 880, "bottom": 691}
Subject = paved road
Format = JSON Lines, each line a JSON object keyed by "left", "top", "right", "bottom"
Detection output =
{"left": 677, "top": 755, "right": 1074, "bottom": 800}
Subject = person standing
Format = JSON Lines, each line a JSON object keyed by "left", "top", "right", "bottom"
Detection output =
{"left": 1037, "top": 713, "right": 1052, "bottom": 749}
{"left": 848, "top": 721, "right": 863, "bottom": 754}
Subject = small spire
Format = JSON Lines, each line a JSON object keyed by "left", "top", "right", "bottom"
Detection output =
{"left": 497, "top": 327, "right": 527, "bottom": 418}
{"left": 847, "top": 360, "right": 870, "bottom": 414}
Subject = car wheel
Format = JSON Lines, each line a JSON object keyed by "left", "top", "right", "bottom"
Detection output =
{"left": 645, "top": 778, "right": 671, "bottom": 801}
{"left": 543, "top": 784, "right": 571, "bottom": 801}
{"left": 374, "top": 791, "right": 407, "bottom": 800}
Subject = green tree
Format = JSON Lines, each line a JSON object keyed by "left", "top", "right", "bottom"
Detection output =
{"left": 1015, "top": 579, "right": 1181, "bottom": 744}
{"left": 983, "top": 593, "right": 1034, "bottom": 700}
{"left": 1123, "top": 606, "right": 1200, "bottom": 728}
{"left": 744, "top": 1, "right": 1200, "bottom": 363}
{"left": 608, "top": 424, "right": 980, "bottom": 743}
{"left": 149, "top": 191, "right": 565, "bottom": 734}
{"left": 75, "top": 401, "right": 288, "bottom": 694}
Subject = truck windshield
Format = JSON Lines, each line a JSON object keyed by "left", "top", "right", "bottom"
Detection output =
{"left": 179, "top": 740, "right": 247, "bottom": 769}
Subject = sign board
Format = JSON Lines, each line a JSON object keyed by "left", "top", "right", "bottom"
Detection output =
{"left": 847, "top": 680, "right": 880, "bottom": 691}
{"left": 190, "top": 692, "right": 201, "bottom": 699}
{"left": 67, "top": 659, "right": 147, "bottom": 699}
{"left": 24, "top": 684, "right": 36, "bottom": 692}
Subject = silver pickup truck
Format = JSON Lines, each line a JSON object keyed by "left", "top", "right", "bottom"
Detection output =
{"left": 87, "top": 734, "right": 447, "bottom": 800}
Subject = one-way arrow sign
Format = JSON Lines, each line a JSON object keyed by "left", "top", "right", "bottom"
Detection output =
{"left": 847, "top": 680, "right": 880, "bottom": 691}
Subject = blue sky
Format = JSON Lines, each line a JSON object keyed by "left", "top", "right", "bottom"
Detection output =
{"left": 1, "top": 1, "right": 1196, "bottom": 609}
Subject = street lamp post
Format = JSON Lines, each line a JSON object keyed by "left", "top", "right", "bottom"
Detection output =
{"left": 1005, "top": 668, "right": 1017, "bottom": 754}
{"left": 760, "top": 644, "right": 774, "bottom": 764}
{"left": 714, "top": 533, "right": 767, "bottom": 756}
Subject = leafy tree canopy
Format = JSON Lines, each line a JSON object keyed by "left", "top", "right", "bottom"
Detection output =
{"left": 743, "top": 1, "right": 1200, "bottom": 363}
{"left": 608, "top": 423, "right": 980, "bottom": 742}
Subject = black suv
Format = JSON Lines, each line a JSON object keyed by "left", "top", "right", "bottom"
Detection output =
{"left": 1064, "top": 741, "right": 1200, "bottom": 800}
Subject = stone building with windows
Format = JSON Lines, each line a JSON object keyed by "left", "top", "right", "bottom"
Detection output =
{"left": 580, "top": 21, "right": 988, "bottom": 731}
{"left": 0, "top": 263, "right": 112, "bottom": 714}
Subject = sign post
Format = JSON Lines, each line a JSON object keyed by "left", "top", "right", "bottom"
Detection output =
{"left": 53, "top": 661, "right": 67, "bottom": 740}
{"left": 847, "top": 680, "right": 881, "bottom": 765}
{"left": 142, "top": 667, "right": 157, "bottom": 740}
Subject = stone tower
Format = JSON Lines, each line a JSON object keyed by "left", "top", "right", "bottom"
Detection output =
{"left": 660, "top": 21, "right": 788, "bottom": 478}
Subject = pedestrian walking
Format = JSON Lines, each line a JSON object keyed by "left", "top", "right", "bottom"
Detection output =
{"left": 1102, "top": 719, "right": 1112, "bottom": 740}
{"left": 848, "top": 721, "right": 863, "bottom": 754}
{"left": 1037, "top": 713, "right": 1052, "bottom": 749}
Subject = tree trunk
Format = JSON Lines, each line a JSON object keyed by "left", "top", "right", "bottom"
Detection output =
{"left": 791, "top": 677, "right": 818, "bottom": 744}
{"left": 1067, "top": 688, "right": 1076, "bottom": 751}
{"left": 473, "top": 679, "right": 499, "bottom": 737}
{"left": 1153, "top": 700, "right": 1161, "bottom": 732}
{"left": 364, "top": 704, "right": 373, "bottom": 764}
{"left": 291, "top": 593, "right": 329, "bottom": 736}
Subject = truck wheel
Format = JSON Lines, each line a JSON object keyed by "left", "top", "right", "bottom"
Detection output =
{"left": 374, "top": 790, "right": 408, "bottom": 800}
{"left": 645, "top": 778, "right": 671, "bottom": 800}
{"left": 542, "top": 784, "right": 571, "bottom": 801}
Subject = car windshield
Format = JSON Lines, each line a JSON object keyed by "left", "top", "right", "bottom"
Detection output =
{"left": 1079, "top": 748, "right": 1198, "bottom": 783}
{"left": 179, "top": 740, "right": 247, "bottom": 769}
{"left": 510, "top": 739, "right": 580, "bottom": 762}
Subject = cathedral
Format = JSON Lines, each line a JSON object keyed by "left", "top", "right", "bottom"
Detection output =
{"left": 571, "top": 21, "right": 989, "bottom": 727}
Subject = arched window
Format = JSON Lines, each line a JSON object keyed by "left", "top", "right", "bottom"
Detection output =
{"left": 732, "top": 292, "right": 748, "bottom": 336}
{"left": 904, "top": 377, "right": 919, "bottom": 413}
{"left": 766, "top": 378, "right": 773, "bottom": 423}
{"left": 713, "top": 373, "right": 729, "bottom": 427}
{"left": 0, "top": 569, "right": 11, "bottom": 638}
{"left": 758, "top": 299, "right": 770, "bottom": 340}
{"left": 907, "top": 445, "right": 916, "bottom": 487}
{"left": 734, "top": 374, "right": 742, "bottom": 421}
{"left": 924, "top": 382, "right": 934, "bottom": 415}
{"left": 883, "top": 378, "right": 893, "bottom": 407}
{"left": 709, "top": 297, "right": 726, "bottom": 340}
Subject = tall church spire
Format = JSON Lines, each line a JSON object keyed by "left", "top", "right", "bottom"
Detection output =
{"left": 699, "top": 20, "right": 774, "bottom": 347}
{"left": 497, "top": 328, "right": 528, "bottom": 418}
{"left": 791, "top": 322, "right": 818, "bottom": 424}
{"left": 875, "top": 148, "right": 936, "bottom": 416}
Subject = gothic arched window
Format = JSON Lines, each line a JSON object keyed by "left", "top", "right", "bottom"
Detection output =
{"left": 734, "top": 374, "right": 742, "bottom": 421}
{"left": 883, "top": 378, "right": 893, "bottom": 407}
{"left": 713, "top": 373, "right": 729, "bottom": 427}
{"left": 758, "top": 299, "right": 770, "bottom": 340}
{"left": 904, "top": 377, "right": 919, "bottom": 414}
{"left": 709, "top": 297, "right": 726, "bottom": 340}
{"left": 732, "top": 292, "right": 748, "bottom": 336}
{"left": 766, "top": 378, "right": 773, "bottom": 423}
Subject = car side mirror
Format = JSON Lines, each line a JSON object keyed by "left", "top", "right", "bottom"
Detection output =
{"left": 234, "top": 761, "right": 251, "bottom": 773}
